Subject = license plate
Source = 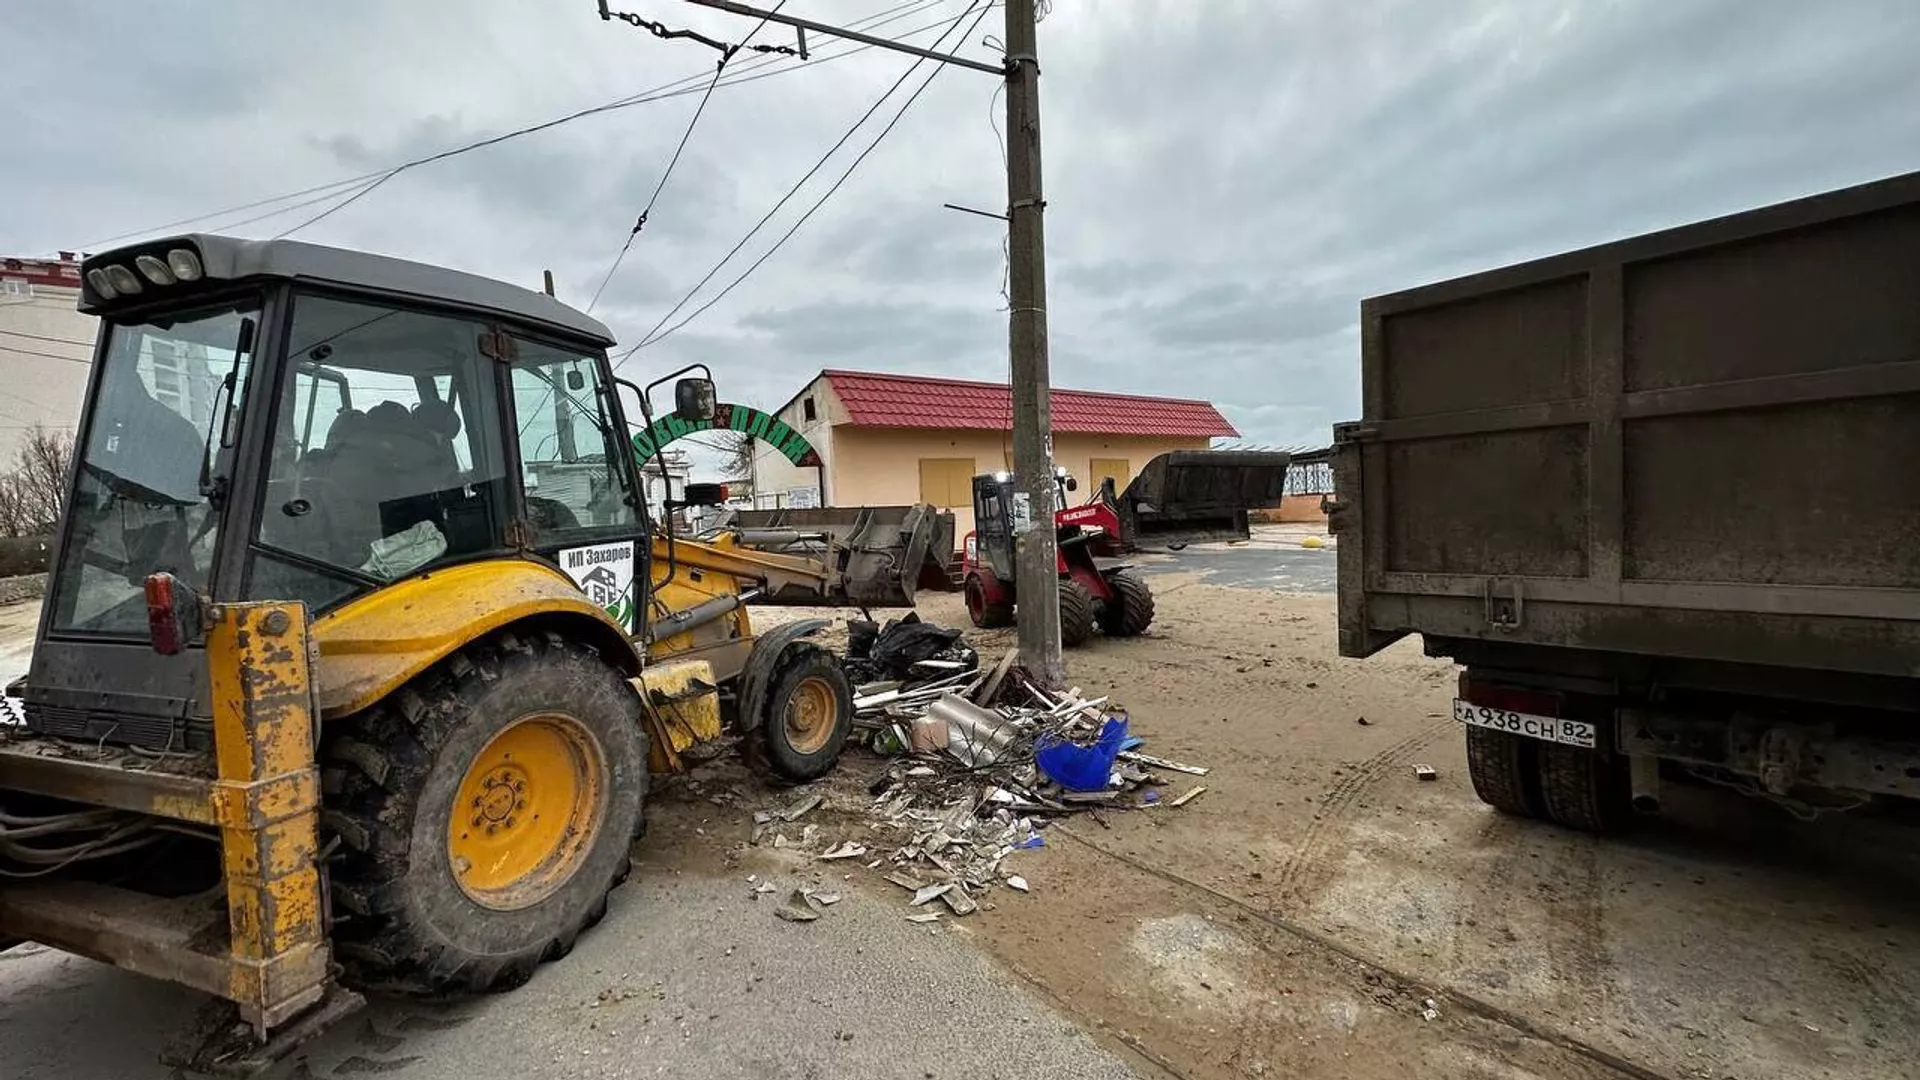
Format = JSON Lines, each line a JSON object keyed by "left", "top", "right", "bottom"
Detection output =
{"left": 1452, "top": 699, "right": 1596, "bottom": 749}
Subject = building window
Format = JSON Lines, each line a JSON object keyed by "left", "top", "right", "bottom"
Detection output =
{"left": 0, "top": 279, "right": 29, "bottom": 298}
{"left": 917, "top": 457, "right": 975, "bottom": 508}
{"left": 802, "top": 396, "right": 817, "bottom": 423}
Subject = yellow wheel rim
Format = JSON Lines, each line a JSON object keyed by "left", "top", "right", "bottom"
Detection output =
{"left": 447, "top": 714, "right": 607, "bottom": 911}
{"left": 783, "top": 676, "right": 839, "bottom": 756}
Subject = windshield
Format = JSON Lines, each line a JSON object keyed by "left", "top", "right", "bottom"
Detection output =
{"left": 48, "top": 302, "right": 257, "bottom": 634}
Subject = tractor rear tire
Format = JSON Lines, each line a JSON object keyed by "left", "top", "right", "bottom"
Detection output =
{"left": 965, "top": 573, "right": 1014, "bottom": 629}
{"left": 1058, "top": 578, "right": 1096, "bottom": 647}
{"left": 321, "top": 631, "right": 647, "bottom": 997}
{"left": 743, "top": 647, "right": 853, "bottom": 783}
{"left": 1097, "top": 571, "right": 1155, "bottom": 637}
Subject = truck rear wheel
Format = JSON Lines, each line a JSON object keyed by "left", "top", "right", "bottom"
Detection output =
{"left": 1058, "top": 578, "right": 1096, "bottom": 647}
{"left": 965, "top": 573, "right": 1014, "bottom": 629}
{"left": 1538, "top": 741, "right": 1630, "bottom": 835}
{"left": 321, "top": 631, "right": 647, "bottom": 996}
{"left": 1465, "top": 727, "right": 1542, "bottom": 819}
{"left": 1097, "top": 571, "right": 1155, "bottom": 637}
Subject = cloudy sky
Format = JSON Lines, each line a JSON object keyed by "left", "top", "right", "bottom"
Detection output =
{"left": 6, "top": 0, "right": 1919, "bottom": 464}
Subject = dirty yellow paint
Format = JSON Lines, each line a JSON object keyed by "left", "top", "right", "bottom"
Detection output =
{"left": 205, "top": 601, "right": 331, "bottom": 1033}
{"left": 633, "top": 658, "right": 721, "bottom": 754}
{"left": 311, "top": 559, "right": 641, "bottom": 718}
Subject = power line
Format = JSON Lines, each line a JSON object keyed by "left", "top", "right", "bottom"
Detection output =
{"left": 272, "top": 171, "right": 403, "bottom": 240}
{"left": 588, "top": 0, "right": 795, "bottom": 313}
{"left": 587, "top": 63, "right": 731, "bottom": 313}
{"left": 73, "top": 0, "right": 954, "bottom": 250}
{"left": 631, "top": 0, "right": 995, "bottom": 356}
{"left": 620, "top": 1, "right": 987, "bottom": 362}
{"left": 0, "top": 328, "right": 93, "bottom": 350}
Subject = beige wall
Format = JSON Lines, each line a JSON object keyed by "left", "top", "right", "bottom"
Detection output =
{"left": 748, "top": 376, "right": 843, "bottom": 508}
{"left": 829, "top": 427, "right": 1211, "bottom": 545}
{"left": 0, "top": 283, "right": 94, "bottom": 463}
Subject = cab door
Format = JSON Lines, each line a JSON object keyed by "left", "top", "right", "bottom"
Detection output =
{"left": 503, "top": 338, "right": 646, "bottom": 635}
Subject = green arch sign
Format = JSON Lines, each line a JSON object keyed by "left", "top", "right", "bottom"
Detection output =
{"left": 631, "top": 402, "right": 823, "bottom": 467}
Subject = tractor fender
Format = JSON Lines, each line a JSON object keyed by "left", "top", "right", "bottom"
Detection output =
{"left": 738, "top": 618, "right": 833, "bottom": 729}
{"left": 311, "top": 558, "right": 641, "bottom": 719}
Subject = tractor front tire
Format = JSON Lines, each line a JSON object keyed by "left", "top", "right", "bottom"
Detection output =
{"left": 744, "top": 647, "right": 853, "bottom": 783}
{"left": 965, "top": 573, "right": 1014, "bottom": 629}
{"left": 321, "top": 631, "right": 647, "bottom": 997}
{"left": 1097, "top": 571, "right": 1155, "bottom": 637}
{"left": 1058, "top": 578, "right": 1096, "bottom": 647}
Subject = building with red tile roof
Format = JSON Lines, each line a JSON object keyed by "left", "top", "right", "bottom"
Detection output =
{"left": 749, "top": 369, "right": 1238, "bottom": 535}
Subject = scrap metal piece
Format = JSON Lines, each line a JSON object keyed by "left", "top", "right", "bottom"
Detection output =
{"left": 939, "top": 889, "right": 978, "bottom": 916}
{"left": 905, "top": 913, "right": 941, "bottom": 924}
{"left": 775, "top": 889, "right": 822, "bottom": 922}
{"left": 1413, "top": 764, "right": 1438, "bottom": 782}
{"left": 910, "top": 883, "right": 954, "bottom": 907}
{"left": 1119, "top": 751, "right": 1211, "bottom": 776}
{"left": 780, "top": 793, "right": 824, "bottom": 821}
{"left": 1006, "top": 875, "right": 1030, "bottom": 892}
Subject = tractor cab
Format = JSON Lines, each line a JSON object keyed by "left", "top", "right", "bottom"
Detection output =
{"left": 20, "top": 235, "right": 681, "bottom": 751}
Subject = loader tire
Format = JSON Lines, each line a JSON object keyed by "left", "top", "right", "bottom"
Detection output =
{"left": 1465, "top": 727, "right": 1541, "bottom": 819}
{"left": 1097, "top": 571, "right": 1155, "bottom": 637}
{"left": 321, "top": 631, "right": 647, "bottom": 997}
{"left": 1538, "top": 740, "right": 1630, "bottom": 835}
{"left": 1058, "top": 578, "right": 1096, "bottom": 648}
{"left": 743, "top": 646, "right": 853, "bottom": 783}
{"left": 965, "top": 573, "right": 1014, "bottom": 629}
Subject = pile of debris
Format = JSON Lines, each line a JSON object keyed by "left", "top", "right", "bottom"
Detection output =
{"left": 760, "top": 616, "right": 1211, "bottom": 925}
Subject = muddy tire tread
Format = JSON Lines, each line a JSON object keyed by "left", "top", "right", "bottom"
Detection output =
{"left": 322, "top": 633, "right": 646, "bottom": 997}
{"left": 1058, "top": 579, "right": 1096, "bottom": 648}
{"left": 1097, "top": 571, "right": 1155, "bottom": 637}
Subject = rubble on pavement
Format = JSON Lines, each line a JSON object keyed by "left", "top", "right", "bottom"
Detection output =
{"left": 755, "top": 615, "right": 1211, "bottom": 922}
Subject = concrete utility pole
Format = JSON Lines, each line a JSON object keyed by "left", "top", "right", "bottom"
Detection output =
{"left": 999, "top": 0, "right": 1062, "bottom": 687}
{"left": 654, "top": 0, "right": 1065, "bottom": 685}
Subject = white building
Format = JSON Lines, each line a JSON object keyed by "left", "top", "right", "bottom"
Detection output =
{"left": 0, "top": 253, "right": 95, "bottom": 464}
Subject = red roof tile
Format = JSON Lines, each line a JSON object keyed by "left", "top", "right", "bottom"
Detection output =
{"left": 820, "top": 369, "right": 1238, "bottom": 438}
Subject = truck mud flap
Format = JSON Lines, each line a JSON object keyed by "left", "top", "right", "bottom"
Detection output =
{"left": 1114, "top": 450, "right": 1293, "bottom": 549}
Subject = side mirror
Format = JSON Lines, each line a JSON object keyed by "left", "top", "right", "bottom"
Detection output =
{"left": 1065, "top": 476, "right": 1079, "bottom": 492}
{"left": 682, "top": 482, "right": 729, "bottom": 506}
{"left": 566, "top": 369, "right": 586, "bottom": 391}
{"left": 674, "top": 377, "right": 717, "bottom": 422}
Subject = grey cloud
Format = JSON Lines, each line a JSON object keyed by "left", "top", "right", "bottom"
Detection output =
{"left": 6, "top": 0, "right": 1919, "bottom": 458}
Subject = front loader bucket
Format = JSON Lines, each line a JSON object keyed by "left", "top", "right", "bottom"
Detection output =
{"left": 1114, "top": 450, "right": 1292, "bottom": 549}
{"left": 725, "top": 503, "right": 955, "bottom": 608}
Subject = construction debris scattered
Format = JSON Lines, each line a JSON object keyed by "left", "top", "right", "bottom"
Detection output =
{"left": 756, "top": 616, "right": 1211, "bottom": 923}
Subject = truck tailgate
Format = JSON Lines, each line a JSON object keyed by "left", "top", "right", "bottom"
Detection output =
{"left": 1334, "top": 169, "right": 1920, "bottom": 678}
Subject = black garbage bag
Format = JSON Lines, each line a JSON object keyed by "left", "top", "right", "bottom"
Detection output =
{"left": 869, "top": 618, "right": 966, "bottom": 679}
{"left": 847, "top": 619, "right": 880, "bottom": 659}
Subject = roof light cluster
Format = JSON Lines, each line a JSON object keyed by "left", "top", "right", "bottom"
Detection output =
{"left": 86, "top": 247, "right": 203, "bottom": 300}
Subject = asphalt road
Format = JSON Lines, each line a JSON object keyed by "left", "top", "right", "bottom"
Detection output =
{"left": 0, "top": 844, "right": 1143, "bottom": 1080}
{"left": 1135, "top": 540, "right": 1337, "bottom": 593}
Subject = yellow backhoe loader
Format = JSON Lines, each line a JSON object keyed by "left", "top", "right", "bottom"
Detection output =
{"left": 0, "top": 235, "right": 948, "bottom": 1071}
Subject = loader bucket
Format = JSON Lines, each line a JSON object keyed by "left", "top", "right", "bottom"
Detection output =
{"left": 1113, "top": 450, "right": 1293, "bottom": 550}
{"left": 724, "top": 503, "right": 956, "bottom": 608}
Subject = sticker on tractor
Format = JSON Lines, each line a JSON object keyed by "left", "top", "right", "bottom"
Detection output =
{"left": 559, "top": 541, "right": 636, "bottom": 633}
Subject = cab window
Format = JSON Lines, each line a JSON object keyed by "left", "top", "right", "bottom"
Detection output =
{"left": 508, "top": 343, "right": 635, "bottom": 543}
{"left": 247, "top": 295, "right": 509, "bottom": 611}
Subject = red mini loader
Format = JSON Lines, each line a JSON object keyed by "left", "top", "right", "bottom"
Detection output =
{"left": 960, "top": 450, "right": 1292, "bottom": 645}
